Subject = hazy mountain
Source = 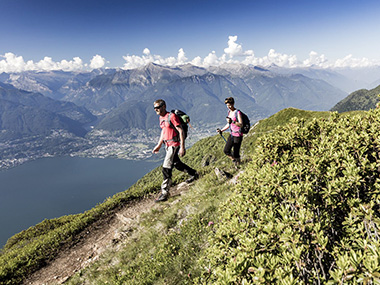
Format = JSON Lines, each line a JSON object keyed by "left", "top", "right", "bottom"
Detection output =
{"left": 0, "top": 99, "right": 87, "bottom": 140}
{"left": 331, "top": 85, "right": 380, "bottom": 113}
{"left": 0, "top": 63, "right": 349, "bottom": 135}
{"left": 371, "top": 78, "right": 380, "bottom": 89}
{"left": 61, "top": 63, "right": 208, "bottom": 115}
{"left": 0, "top": 84, "right": 96, "bottom": 124}
{"left": 0, "top": 70, "right": 106, "bottom": 100}
{"left": 0, "top": 85, "right": 96, "bottom": 140}
{"left": 96, "top": 72, "right": 267, "bottom": 132}
{"left": 208, "top": 63, "right": 270, "bottom": 77}
{"left": 266, "top": 65, "right": 363, "bottom": 93}
{"left": 335, "top": 66, "right": 380, "bottom": 90}
{"left": 95, "top": 70, "right": 346, "bottom": 133}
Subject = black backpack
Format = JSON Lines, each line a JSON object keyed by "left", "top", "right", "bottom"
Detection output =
{"left": 168, "top": 109, "right": 190, "bottom": 139}
{"left": 234, "top": 110, "right": 250, "bottom": 134}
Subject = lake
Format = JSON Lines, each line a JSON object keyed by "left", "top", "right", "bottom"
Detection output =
{"left": 0, "top": 157, "right": 160, "bottom": 248}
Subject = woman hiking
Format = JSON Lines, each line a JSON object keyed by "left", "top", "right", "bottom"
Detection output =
{"left": 217, "top": 97, "right": 243, "bottom": 166}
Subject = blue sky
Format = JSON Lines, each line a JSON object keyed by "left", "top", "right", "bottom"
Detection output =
{"left": 1, "top": 0, "right": 380, "bottom": 71}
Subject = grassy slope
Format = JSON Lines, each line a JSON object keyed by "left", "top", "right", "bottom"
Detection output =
{"left": 0, "top": 108, "right": 363, "bottom": 284}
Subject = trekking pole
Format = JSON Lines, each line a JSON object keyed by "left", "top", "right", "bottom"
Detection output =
{"left": 218, "top": 130, "right": 227, "bottom": 143}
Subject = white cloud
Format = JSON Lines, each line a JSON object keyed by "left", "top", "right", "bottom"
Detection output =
{"left": 302, "top": 51, "right": 329, "bottom": 68}
{"left": 0, "top": 53, "right": 88, "bottom": 72}
{"left": 203, "top": 51, "right": 222, "bottom": 67}
{"left": 241, "top": 49, "right": 299, "bottom": 68}
{"left": 0, "top": 53, "right": 27, "bottom": 73}
{"left": 224, "top": 35, "right": 254, "bottom": 58}
{"left": 122, "top": 48, "right": 189, "bottom": 69}
{"left": 2, "top": 36, "right": 380, "bottom": 73}
{"left": 90, "top": 54, "right": 106, "bottom": 69}
{"left": 121, "top": 36, "right": 305, "bottom": 69}
{"left": 143, "top": 48, "right": 150, "bottom": 55}
{"left": 333, "top": 54, "right": 377, "bottom": 68}
{"left": 190, "top": 56, "right": 203, "bottom": 66}
{"left": 224, "top": 36, "right": 243, "bottom": 57}
{"left": 177, "top": 48, "right": 187, "bottom": 64}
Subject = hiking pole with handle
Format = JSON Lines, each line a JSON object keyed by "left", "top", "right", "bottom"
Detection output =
{"left": 217, "top": 129, "right": 227, "bottom": 143}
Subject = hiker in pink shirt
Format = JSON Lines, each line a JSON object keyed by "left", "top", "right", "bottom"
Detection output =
{"left": 152, "top": 99, "right": 198, "bottom": 202}
{"left": 217, "top": 97, "right": 243, "bottom": 166}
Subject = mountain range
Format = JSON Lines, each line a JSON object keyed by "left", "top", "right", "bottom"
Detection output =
{"left": 0, "top": 82, "right": 96, "bottom": 140}
{"left": 0, "top": 63, "right": 353, "bottom": 137}
{"left": 2, "top": 62, "right": 380, "bottom": 146}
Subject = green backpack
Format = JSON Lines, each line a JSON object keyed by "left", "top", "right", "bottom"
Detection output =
{"left": 168, "top": 109, "right": 190, "bottom": 139}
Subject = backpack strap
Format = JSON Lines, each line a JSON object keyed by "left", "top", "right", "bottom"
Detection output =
{"left": 230, "top": 110, "right": 242, "bottom": 134}
{"left": 164, "top": 112, "right": 180, "bottom": 144}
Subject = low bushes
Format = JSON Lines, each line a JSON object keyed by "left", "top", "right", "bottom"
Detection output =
{"left": 200, "top": 110, "right": 380, "bottom": 283}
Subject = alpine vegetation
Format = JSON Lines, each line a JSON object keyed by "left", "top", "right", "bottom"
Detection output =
{"left": 200, "top": 109, "right": 380, "bottom": 283}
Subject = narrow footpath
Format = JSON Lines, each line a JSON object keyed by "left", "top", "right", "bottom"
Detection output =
{"left": 23, "top": 182, "right": 191, "bottom": 285}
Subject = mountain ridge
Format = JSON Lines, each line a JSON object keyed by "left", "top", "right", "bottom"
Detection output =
{"left": 331, "top": 84, "right": 380, "bottom": 112}
{"left": 0, "top": 85, "right": 96, "bottom": 140}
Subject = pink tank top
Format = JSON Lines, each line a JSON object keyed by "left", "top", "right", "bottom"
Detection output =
{"left": 228, "top": 110, "right": 243, "bottom": 137}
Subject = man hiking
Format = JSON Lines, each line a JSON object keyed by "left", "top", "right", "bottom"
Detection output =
{"left": 152, "top": 99, "right": 198, "bottom": 202}
{"left": 217, "top": 97, "right": 243, "bottom": 166}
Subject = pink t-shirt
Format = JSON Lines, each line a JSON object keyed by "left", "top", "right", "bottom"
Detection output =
{"left": 228, "top": 110, "right": 243, "bottom": 137}
{"left": 159, "top": 112, "right": 181, "bottom": 147}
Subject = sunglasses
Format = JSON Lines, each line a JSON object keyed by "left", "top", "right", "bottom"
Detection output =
{"left": 154, "top": 103, "right": 164, "bottom": 110}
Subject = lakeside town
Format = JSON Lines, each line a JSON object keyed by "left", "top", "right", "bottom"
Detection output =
{"left": 0, "top": 127, "right": 212, "bottom": 171}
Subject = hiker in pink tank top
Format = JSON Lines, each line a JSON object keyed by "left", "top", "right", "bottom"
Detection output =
{"left": 216, "top": 97, "right": 243, "bottom": 166}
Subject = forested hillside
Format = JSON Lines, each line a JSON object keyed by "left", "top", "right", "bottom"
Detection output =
{"left": 2, "top": 107, "right": 380, "bottom": 284}
{"left": 331, "top": 85, "right": 380, "bottom": 113}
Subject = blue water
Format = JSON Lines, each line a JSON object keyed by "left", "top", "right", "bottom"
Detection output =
{"left": 0, "top": 157, "right": 160, "bottom": 248}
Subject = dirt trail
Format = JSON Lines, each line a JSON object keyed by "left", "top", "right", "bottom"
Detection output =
{"left": 23, "top": 182, "right": 190, "bottom": 285}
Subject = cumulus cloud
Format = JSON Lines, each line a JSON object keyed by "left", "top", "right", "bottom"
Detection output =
{"left": 0, "top": 53, "right": 87, "bottom": 72}
{"left": 224, "top": 35, "right": 254, "bottom": 58}
{"left": 2, "top": 36, "right": 380, "bottom": 73}
{"left": 241, "top": 49, "right": 299, "bottom": 68}
{"left": 203, "top": 51, "right": 223, "bottom": 67}
{"left": 224, "top": 36, "right": 244, "bottom": 57}
{"left": 0, "top": 53, "right": 27, "bottom": 73}
{"left": 333, "top": 54, "right": 378, "bottom": 68}
{"left": 177, "top": 48, "right": 188, "bottom": 64}
{"left": 302, "top": 51, "right": 329, "bottom": 68}
{"left": 121, "top": 41, "right": 380, "bottom": 69}
{"left": 122, "top": 48, "right": 188, "bottom": 69}
{"left": 90, "top": 54, "right": 106, "bottom": 69}
{"left": 121, "top": 36, "right": 306, "bottom": 69}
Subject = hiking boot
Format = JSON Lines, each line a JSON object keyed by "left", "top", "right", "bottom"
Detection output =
{"left": 155, "top": 192, "right": 169, "bottom": 203}
{"left": 186, "top": 172, "right": 199, "bottom": 183}
{"left": 233, "top": 158, "right": 241, "bottom": 168}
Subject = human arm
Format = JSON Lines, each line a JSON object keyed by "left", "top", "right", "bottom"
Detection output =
{"left": 217, "top": 122, "right": 230, "bottom": 133}
{"left": 152, "top": 129, "right": 164, "bottom": 153}
{"left": 217, "top": 114, "right": 235, "bottom": 133}
{"left": 176, "top": 125, "right": 186, "bottom": 157}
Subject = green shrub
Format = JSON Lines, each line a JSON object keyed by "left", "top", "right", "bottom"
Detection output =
{"left": 200, "top": 110, "right": 380, "bottom": 284}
